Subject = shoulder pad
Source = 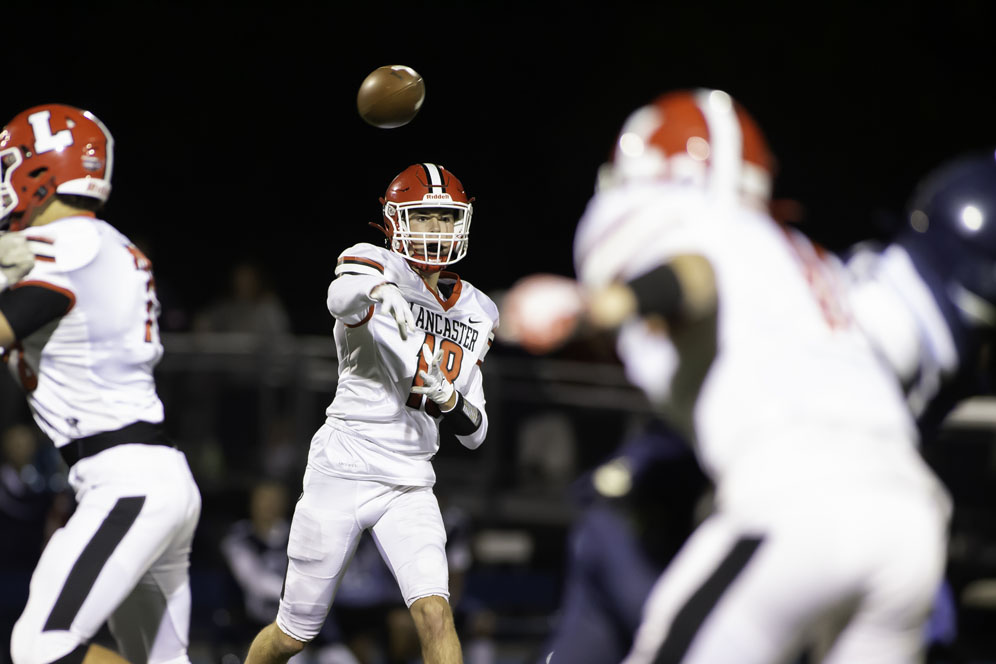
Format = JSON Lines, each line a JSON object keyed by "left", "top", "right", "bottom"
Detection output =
{"left": 26, "top": 217, "right": 101, "bottom": 272}
{"left": 336, "top": 242, "right": 393, "bottom": 278}
{"left": 460, "top": 279, "right": 500, "bottom": 328}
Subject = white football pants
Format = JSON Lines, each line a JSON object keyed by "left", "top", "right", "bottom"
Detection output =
{"left": 276, "top": 467, "right": 450, "bottom": 642}
{"left": 10, "top": 444, "right": 201, "bottom": 664}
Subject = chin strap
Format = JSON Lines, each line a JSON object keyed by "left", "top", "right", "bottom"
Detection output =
{"left": 411, "top": 260, "right": 444, "bottom": 274}
{"left": 368, "top": 220, "right": 391, "bottom": 242}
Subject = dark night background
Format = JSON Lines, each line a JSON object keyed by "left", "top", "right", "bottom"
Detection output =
{"left": 6, "top": 1, "right": 996, "bottom": 334}
{"left": 5, "top": 3, "right": 996, "bottom": 661}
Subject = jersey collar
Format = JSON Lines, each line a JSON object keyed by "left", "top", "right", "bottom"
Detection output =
{"left": 420, "top": 271, "right": 463, "bottom": 311}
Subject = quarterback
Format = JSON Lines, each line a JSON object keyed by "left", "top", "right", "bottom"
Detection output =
{"left": 504, "top": 90, "right": 950, "bottom": 664}
{"left": 0, "top": 105, "right": 201, "bottom": 664}
{"left": 245, "top": 163, "right": 497, "bottom": 664}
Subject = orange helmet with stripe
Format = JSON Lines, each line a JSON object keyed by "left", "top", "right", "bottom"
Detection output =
{"left": 0, "top": 104, "right": 114, "bottom": 231}
{"left": 597, "top": 89, "right": 775, "bottom": 211}
{"left": 374, "top": 163, "right": 474, "bottom": 273}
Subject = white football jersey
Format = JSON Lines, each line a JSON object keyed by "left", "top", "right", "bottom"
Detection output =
{"left": 4, "top": 217, "right": 164, "bottom": 446}
{"left": 574, "top": 184, "right": 919, "bottom": 491}
{"left": 314, "top": 243, "right": 497, "bottom": 485}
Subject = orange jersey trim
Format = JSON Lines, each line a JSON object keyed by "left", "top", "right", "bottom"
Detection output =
{"left": 338, "top": 256, "right": 385, "bottom": 274}
{"left": 345, "top": 305, "right": 375, "bottom": 328}
{"left": 420, "top": 271, "right": 463, "bottom": 311}
{"left": 25, "top": 235, "right": 54, "bottom": 244}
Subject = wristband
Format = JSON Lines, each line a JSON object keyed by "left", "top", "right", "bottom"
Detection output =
{"left": 442, "top": 392, "right": 483, "bottom": 436}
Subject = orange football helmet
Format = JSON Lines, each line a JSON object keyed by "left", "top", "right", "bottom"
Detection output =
{"left": 374, "top": 163, "right": 473, "bottom": 272}
{"left": 597, "top": 89, "right": 775, "bottom": 209}
{"left": 0, "top": 103, "right": 114, "bottom": 231}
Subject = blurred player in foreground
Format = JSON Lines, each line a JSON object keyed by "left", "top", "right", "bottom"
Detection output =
{"left": 502, "top": 89, "right": 951, "bottom": 663}
{"left": 245, "top": 163, "right": 498, "bottom": 664}
{"left": 0, "top": 105, "right": 201, "bottom": 664}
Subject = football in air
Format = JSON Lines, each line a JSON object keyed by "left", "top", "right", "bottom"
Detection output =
{"left": 357, "top": 65, "right": 425, "bottom": 128}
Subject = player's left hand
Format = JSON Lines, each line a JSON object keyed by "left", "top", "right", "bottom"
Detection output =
{"left": 411, "top": 342, "right": 456, "bottom": 407}
{"left": 0, "top": 231, "right": 35, "bottom": 293}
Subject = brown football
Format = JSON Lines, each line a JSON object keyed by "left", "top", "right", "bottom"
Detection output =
{"left": 356, "top": 65, "right": 425, "bottom": 128}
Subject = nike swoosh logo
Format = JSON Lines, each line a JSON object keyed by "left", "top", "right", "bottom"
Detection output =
{"left": 468, "top": 317, "right": 483, "bottom": 325}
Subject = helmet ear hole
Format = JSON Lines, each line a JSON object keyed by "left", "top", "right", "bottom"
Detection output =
{"left": 1, "top": 104, "right": 114, "bottom": 220}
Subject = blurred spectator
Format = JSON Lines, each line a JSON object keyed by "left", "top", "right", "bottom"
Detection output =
{"left": 539, "top": 419, "right": 709, "bottom": 664}
{"left": 221, "top": 479, "right": 357, "bottom": 664}
{"left": 0, "top": 424, "right": 72, "bottom": 565}
{"left": 0, "top": 370, "right": 30, "bottom": 436}
{"left": 515, "top": 412, "right": 577, "bottom": 492}
{"left": 194, "top": 259, "right": 292, "bottom": 337}
{"left": 131, "top": 233, "right": 191, "bottom": 332}
{"left": 0, "top": 424, "right": 72, "bottom": 664}
{"left": 221, "top": 480, "right": 292, "bottom": 629}
{"left": 442, "top": 500, "right": 497, "bottom": 664}
{"left": 190, "top": 259, "right": 293, "bottom": 481}
{"left": 260, "top": 416, "right": 307, "bottom": 485}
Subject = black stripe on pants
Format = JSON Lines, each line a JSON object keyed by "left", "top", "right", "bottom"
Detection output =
{"left": 43, "top": 496, "right": 147, "bottom": 632}
{"left": 652, "top": 535, "right": 764, "bottom": 664}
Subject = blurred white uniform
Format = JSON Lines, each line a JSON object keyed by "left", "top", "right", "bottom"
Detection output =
{"left": 575, "top": 185, "right": 951, "bottom": 664}
{"left": 7, "top": 217, "right": 201, "bottom": 664}
{"left": 277, "top": 242, "right": 497, "bottom": 642}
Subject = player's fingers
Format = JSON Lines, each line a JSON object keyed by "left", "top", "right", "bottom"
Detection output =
{"left": 420, "top": 343, "right": 434, "bottom": 365}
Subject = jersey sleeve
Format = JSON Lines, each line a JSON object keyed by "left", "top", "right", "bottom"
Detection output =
{"left": 20, "top": 222, "right": 101, "bottom": 295}
{"left": 3, "top": 222, "right": 101, "bottom": 334}
{"left": 454, "top": 361, "right": 488, "bottom": 450}
{"left": 335, "top": 243, "right": 390, "bottom": 279}
{"left": 475, "top": 294, "right": 500, "bottom": 366}
{"left": 327, "top": 243, "right": 397, "bottom": 324}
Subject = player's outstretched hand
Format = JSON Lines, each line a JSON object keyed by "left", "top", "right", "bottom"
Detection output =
{"left": 498, "top": 274, "right": 586, "bottom": 355}
{"left": 411, "top": 343, "right": 455, "bottom": 406}
{"left": 0, "top": 232, "right": 35, "bottom": 292}
{"left": 370, "top": 282, "right": 416, "bottom": 340}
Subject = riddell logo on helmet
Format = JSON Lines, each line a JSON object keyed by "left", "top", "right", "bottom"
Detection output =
{"left": 86, "top": 181, "right": 110, "bottom": 195}
{"left": 423, "top": 193, "right": 452, "bottom": 202}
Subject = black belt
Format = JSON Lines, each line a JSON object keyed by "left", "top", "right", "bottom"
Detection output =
{"left": 59, "top": 421, "right": 174, "bottom": 468}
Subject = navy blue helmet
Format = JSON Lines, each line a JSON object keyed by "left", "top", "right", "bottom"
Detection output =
{"left": 899, "top": 149, "right": 996, "bottom": 332}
